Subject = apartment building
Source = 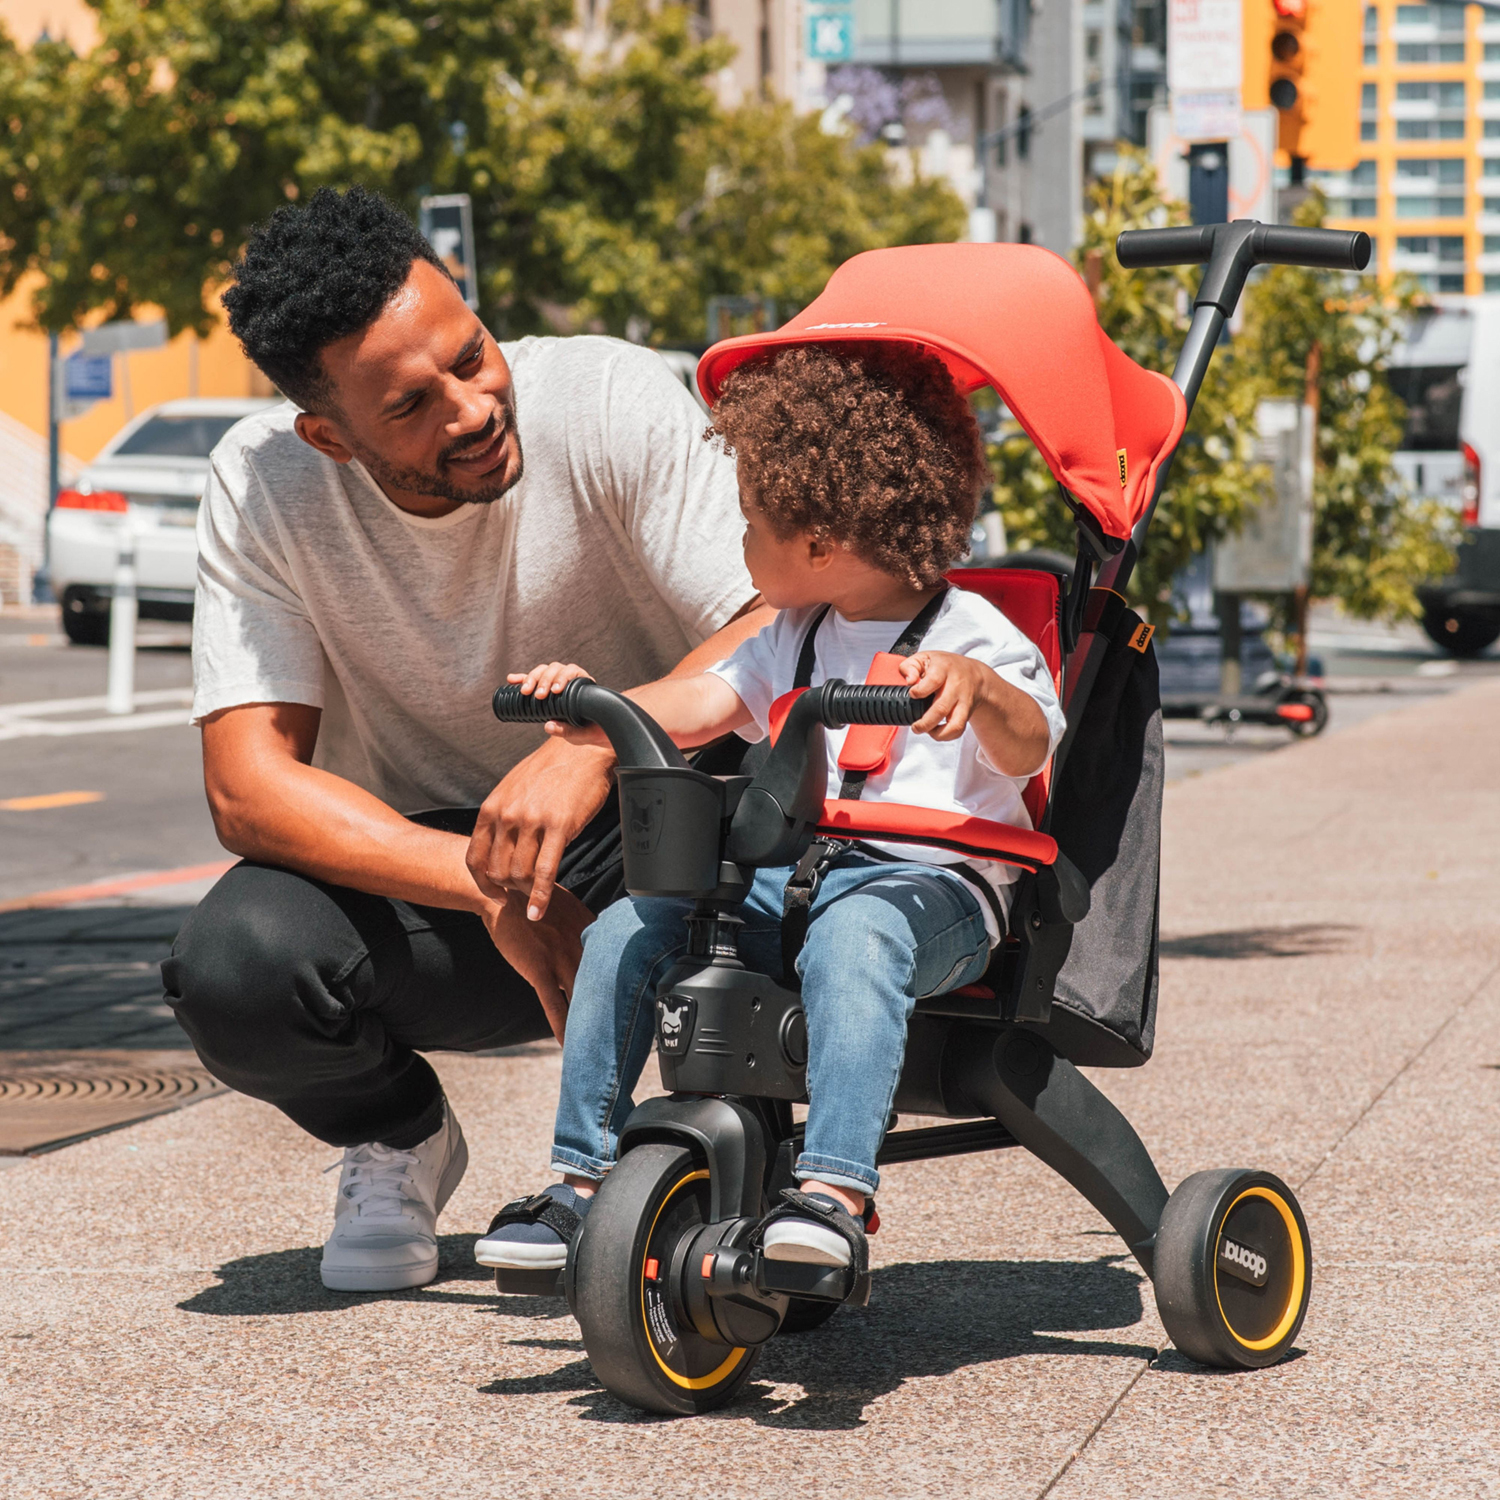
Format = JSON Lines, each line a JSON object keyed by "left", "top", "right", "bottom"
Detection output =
{"left": 1322, "top": 1, "right": 1500, "bottom": 294}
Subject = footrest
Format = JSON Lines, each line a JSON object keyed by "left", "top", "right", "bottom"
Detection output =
{"left": 754, "top": 1258, "right": 870, "bottom": 1307}
{"left": 493, "top": 1266, "right": 565, "bottom": 1298}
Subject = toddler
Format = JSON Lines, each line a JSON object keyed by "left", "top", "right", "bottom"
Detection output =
{"left": 476, "top": 343, "right": 1065, "bottom": 1273}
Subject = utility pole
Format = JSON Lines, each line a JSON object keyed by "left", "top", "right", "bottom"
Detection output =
{"left": 38, "top": 331, "right": 60, "bottom": 603}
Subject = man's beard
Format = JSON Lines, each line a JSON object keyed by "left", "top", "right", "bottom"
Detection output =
{"left": 353, "top": 403, "right": 523, "bottom": 506}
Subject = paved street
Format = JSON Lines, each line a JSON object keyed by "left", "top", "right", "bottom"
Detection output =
{"left": 0, "top": 601, "right": 1498, "bottom": 1495}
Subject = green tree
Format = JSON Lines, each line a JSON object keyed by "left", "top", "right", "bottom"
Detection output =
{"left": 0, "top": 0, "right": 964, "bottom": 340}
{"left": 990, "top": 149, "right": 1449, "bottom": 626}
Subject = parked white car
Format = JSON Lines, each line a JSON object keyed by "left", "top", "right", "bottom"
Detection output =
{"left": 47, "top": 397, "right": 280, "bottom": 644}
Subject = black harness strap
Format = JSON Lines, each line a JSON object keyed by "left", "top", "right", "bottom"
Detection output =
{"left": 780, "top": 587, "right": 950, "bottom": 981}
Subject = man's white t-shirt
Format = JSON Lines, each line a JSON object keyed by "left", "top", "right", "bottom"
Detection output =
{"left": 708, "top": 587, "right": 1067, "bottom": 942}
{"left": 192, "top": 336, "right": 754, "bottom": 812}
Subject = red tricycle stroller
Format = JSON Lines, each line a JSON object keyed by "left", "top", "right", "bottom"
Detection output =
{"left": 491, "top": 221, "right": 1369, "bottom": 1413}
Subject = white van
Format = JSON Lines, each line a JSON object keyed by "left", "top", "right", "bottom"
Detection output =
{"left": 48, "top": 397, "right": 279, "bottom": 644}
{"left": 1395, "top": 297, "right": 1500, "bottom": 655}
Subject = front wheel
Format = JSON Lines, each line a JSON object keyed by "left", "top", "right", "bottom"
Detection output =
{"left": 1153, "top": 1168, "right": 1311, "bottom": 1369}
{"left": 572, "top": 1143, "right": 762, "bottom": 1414}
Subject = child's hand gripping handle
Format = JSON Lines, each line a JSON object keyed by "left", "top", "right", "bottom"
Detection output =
{"left": 492, "top": 679, "right": 689, "bottom": 771}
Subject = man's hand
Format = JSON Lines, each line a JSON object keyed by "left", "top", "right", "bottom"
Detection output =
{"left": 467, "top": 735, "right": 615, "bottom": 920}
{"left": 478, "top": 885, "right": 593, "bottom": 1043}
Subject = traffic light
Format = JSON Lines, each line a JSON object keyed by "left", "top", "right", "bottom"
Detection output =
{"left": 1242, "top": 0, "right": 1361, "bottom": 170}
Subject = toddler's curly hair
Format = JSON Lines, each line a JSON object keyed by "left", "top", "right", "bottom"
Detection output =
{"left": 708, "top": 343, "right": 986, "bottom": 588}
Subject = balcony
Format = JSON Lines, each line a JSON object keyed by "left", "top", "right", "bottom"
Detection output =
{"left": 850, "top": 0, "right": 1025, "bottom": 68}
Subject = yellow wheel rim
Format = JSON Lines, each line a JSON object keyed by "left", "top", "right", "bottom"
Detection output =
{"left": 1214, "top": 1185, "right": 1307, "bottom": 1352}
{"left": 641, "top": 1168, "right": 749, "bottom": 1391}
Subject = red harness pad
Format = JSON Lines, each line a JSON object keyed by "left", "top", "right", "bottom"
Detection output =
{"left": 836, "top": 651, "right": 909, "bottom": 773}
{"left": 766, "top": 652, "right": 912, "bottom": 770}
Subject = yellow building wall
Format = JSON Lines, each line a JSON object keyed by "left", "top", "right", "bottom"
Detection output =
{"left": 0, "top": 0, "right": 265, "bottom": 465}
{"left": 1326, "top": 1, "right": 1494, "bottom": 296}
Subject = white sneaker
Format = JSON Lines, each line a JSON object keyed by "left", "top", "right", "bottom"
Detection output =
{"left": 320, "top": 1102, "right": 469, "bottom": 1292}
{"left": 761, "top": 1216, "right": 853, "bottom": 1268}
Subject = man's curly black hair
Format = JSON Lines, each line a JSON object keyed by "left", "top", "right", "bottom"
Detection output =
{"left": 221, "top": 186, "right": 448, "bottom": 412}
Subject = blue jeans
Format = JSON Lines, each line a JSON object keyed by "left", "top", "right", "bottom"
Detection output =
{"left": 550, "top": 853, "right": 991, "bottom": 1195}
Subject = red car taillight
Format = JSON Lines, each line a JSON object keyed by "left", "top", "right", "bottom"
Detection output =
{"left": 56, "top": 489, "right": 129, "bottom": 513}
{"left": 1461, "top": 443, "right": 1480, "bottom": 528}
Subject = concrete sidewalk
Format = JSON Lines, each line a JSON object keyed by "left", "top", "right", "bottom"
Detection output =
{"left": 4, "top": 685, "right": 1499, "bottom": 1498}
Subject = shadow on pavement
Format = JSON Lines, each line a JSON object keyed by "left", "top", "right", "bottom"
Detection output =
{"left": 0, "top": 903, "right": 194, "bottom": 1050}
{"left": 481, "top": 1256, "right": 1152, "bottom": 1429}
{"left": 1160, "top": 923, "right": 1360, "bottom": 961}
{"left": 176, "top": 1234, "right": 578, "bottom": 1319}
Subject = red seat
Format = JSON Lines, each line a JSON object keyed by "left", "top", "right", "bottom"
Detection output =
{"left": 946, "top": 567, "right": 1062, "bottom": 828}
{"left": 799, "top": 566, "right": 1064, "bottom": 868}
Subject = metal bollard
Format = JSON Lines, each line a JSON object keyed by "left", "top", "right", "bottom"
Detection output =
{"left": 106, "top": 523, "right": 137, "bottom": 715}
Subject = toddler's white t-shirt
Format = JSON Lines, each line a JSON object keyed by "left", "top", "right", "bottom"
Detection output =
{"left": 708, "top": 586, "right": 1067, "bottom": 943}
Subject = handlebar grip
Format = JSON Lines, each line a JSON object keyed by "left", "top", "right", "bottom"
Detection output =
{"left": 1114, "top": 225, "right": 1216, "bottom": 268}
{"left": 822, "top": 682, "right": 932, "bottom": 728}
{"left": 491, "top": 680, "right": 588, "bottom": 726}
{"left": 1115, "top": 222, "right": 1370, "bottom": 272}
{"left": 1252, "top": 224, "right": 1371, "bottom": 271}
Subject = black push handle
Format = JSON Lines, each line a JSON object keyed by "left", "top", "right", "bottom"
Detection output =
{"left": 1116, "top": 220, "right": 1371, "bottom": 320}
{"left": 491, "top": 678, "right": 688, "bottom": 771}
{"left": 1116, "top": 223, "right": 1370, "bottom": 273}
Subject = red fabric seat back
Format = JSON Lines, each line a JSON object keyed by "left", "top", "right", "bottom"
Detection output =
{"left": 946, "top": 567, "right": 1062, "bottom": 827}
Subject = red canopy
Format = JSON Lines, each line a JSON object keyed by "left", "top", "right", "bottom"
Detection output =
{"left": 697, "top": 243, "right": 1188, "bottom": 541}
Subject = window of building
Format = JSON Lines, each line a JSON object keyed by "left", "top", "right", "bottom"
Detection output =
{"left": 1352, "top": 159, "right": 1378, "bottom": 187}
{"left": 1488, "top": 275, "right": 1500, "bottom": 292}
{"left": 1393, "top": 3, "right": 1466, "bottom": 28}
{"left": 1365, "top": 5, "right": 1378, "bottom": 32}
{"left": 1085, "top": 29, "right": 1104, "bottom": 115}
{"left": 1397, "top": 236, "right": 1466, "bottom": 260}
{"left": 1487, "top": 82, "right": 1500, "bottom": 100}
{"left": 1362, "top": 83, "right": 1378, "bottom": 108}
{"left": 1349, "top": 198, "right": 1379, "bottom": 217}
{"left": 1398, "top": 43, "right": 1466, "bottom": 61}
{"left": 1488, "top": 120, "right": 1500, "bottom": 138}
{"left": 1485, "top": 236, "right": 1500, "bottom": 253}
{"left": 1365, "top": 41, "right": 1379, "bottom": 63}
{"left": 1486, "top": 158, "right": 1500, "bottom": 176}
{"left": 1395, "top": 157, "right": 1466, "bottom": 217}
{"left": 1487, "top": 42, "right": 1500, "bottom": 61}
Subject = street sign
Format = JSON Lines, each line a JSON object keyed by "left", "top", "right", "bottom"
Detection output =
{"left": 64, "top": 355, "right": 112, "bottom": 402}
{"left": 55, "top": 352, "right": 113, "bottom": 422}
{"left": 807, "top": 5, "right": 855, "bottom": 63}
{"left": 419, "top": 194, "right": 480, "bottom": 311}
{"left": 1169, "top": 0, "right": 1243, "bottom": 142}
{"left": 80, "top": 319, "right": 167, "bottom": 357}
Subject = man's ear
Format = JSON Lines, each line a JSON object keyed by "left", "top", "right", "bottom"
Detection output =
{"left": 294, "top": 411, "right": 355, "bottom": 465}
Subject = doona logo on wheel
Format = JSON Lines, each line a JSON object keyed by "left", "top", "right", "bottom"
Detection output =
{"left": 626, "top": 788, "right": 665, "bottom": 854}
{"left": 657, "top": 996, "right": 696, "bottom": 1056}
{"left": 1217, "top": 1234, "right": 1269, "bottom": 1287}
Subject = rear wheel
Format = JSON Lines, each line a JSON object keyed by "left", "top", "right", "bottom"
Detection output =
{"left": 1153, "top": 1168, "right": 1311, "bottom": 1369}
{"left": 1284, "top": 691, "right": 1328, "bottom": 738}
{"left": 573, "top": 1143, "right": 762, "bottom": 1414}
{"left": 1422, "top": 607, "right": 1500, "bottom": 658}
{"left": 60, "top": 591, "right": 108, "bottom": 646}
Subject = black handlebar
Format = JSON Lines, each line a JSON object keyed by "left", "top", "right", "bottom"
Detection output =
{"left": 1116, "top": 223, "right": 1370, "bottom": 273}
{"left": 492, "top": 679, "right": 688, "bottom": 770}
{"left": 821, "top": 681, "right": 931, "bottom": 727}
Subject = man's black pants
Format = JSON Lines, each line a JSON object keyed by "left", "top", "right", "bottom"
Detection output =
{"left": 162, "top": 803, "right": 626, "bottom": 1151}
